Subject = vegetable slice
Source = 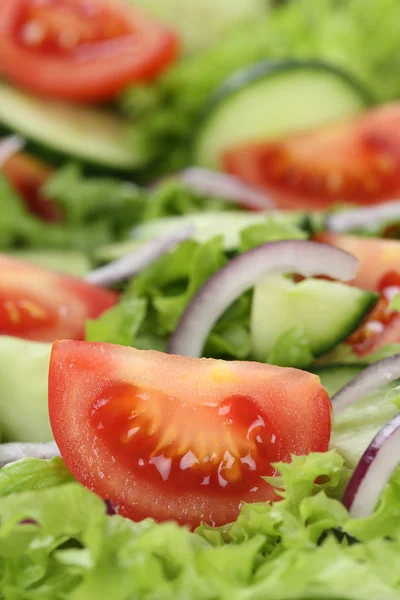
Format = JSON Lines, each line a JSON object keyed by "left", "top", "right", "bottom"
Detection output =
{"left": 0, "top": 0, "right": 179, "bottom": 102}
{"left": 0, "top": 135, "right": 24, "bottom": 166}
{"left": 49, "top": 340, "right": 331, "bottom": 528}
{"left": 168, "top": 240, "right": 358, "bottom": 358}
{"left": 332, "top": 354, "right": 400, "bottom": 415}
{"left": 342, "top": 413, "right": 400, "bottom": 518}
{"left": 0, "top": 254, "right": 117, "bottom": 342}
{"left": 175, "top": 167, "right": 274, "bottom": 210}
{"left": 326, "top": 200, "right": 400, "bottom": 234}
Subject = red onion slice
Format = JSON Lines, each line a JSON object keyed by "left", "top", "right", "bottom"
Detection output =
{"left": 0, "top": 441, "right": 59, "bottom": 468}
{"left": 326, "top": 200, "right": 400, "bottom": 233}
{"left": 85, "top": 225, "right": 194, "bottom": 287}
{"left": 0, "top": 135, "right": 25, "bottom": 167}
{"left": 167, "top": 240, "right": 358, "bottom": 358}
{"left": 342, "top": 413, "right": 400, "bottom": 517}
{"left": 177, "top": 167, "right": 274, "bottom": 210}
{"left": 332, "top": 354, "right": 400, "bottom": 416}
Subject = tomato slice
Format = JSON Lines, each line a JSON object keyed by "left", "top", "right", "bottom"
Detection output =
{"left": 49, "top": 340, "right": 331, "bottom": 528}
{"left": 0, "top": 0, "right": 179, "bottom": 102}
{"left": 2, "top": 148, "right": 61, "bottom": 221}
{"left": 0, "top": 254, "right": 117, "bottom": 341}
{"left": 223, "top": 104, "right": 400, "bottom": 210}
{"left": 315, "top": 233, "right": 400, "bottom": 356}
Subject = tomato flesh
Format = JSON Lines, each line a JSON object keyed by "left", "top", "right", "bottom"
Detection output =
{"left": 2, "top": 149, "right": 60, "bottom": 221}
{"left": 0, "top": 254, "right": 117, "bottom": 341}
{"left": 0, "top": 0, "right": 179, "bottom": 102}
{"left": 93, "top": 385, "right": 282, "bottom": 494}
{"left": 49, "top": 341, "right": 331, "bottom": 528}
{"left": 223, "top": 104, "right": 400, "bottom": 210}
{"left": 315, "top": 233, "right": 400, "bottom": 356}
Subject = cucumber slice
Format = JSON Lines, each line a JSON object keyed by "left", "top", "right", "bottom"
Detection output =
{"left": 194, "top": 60, "right": 373, "bottom": 169}
{"left": 8, "top": 251, "right": 91, "bottom": 277}
{"left": 0, "top": 82, "right": 142, "bottom": 170}
{"left": 0, "top": 337, "right": 52, "bottom": 443}
{"left": 251, "top": 276, "right": 377, "bottom": 362}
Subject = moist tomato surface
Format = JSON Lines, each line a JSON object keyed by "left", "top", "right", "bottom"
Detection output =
{"left": 223, "top": 104, "right": 400, "bottom": 210}
{"left": 0, "top": 254, "right": 117, "bottom": 341}
{"left": 2, "top": 148, "right": 61, "bottom": 221}
{"left": 49, "top": 341, "right": 331, "bottom": 528}
{"left": 316, "top": 233, "right": 400, "bottom": 356}
{"left": 0, "top": 0, "right": 179, "bottom": 102}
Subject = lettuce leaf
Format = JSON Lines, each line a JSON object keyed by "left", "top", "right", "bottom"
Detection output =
{"left": 2, "top": 451, "right": 400, "bottom": 598}
{"left": 123, "top": 0, "right": 400, "bottom": 173}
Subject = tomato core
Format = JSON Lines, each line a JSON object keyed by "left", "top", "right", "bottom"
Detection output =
{"left": 92, "top": 383, "right": 283, "bottom": 495}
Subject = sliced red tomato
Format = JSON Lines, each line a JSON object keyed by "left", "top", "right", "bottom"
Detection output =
{"left": 223, "top": 104, "right": 400, "bottom": 210}
{"left": 0, "top": 254, "right": 117, "bottom": 341}
{"left": 49, "top": 340, "right": 331, "bottom": 528}
{"left": 2, "top": 149, "right": 61, "bottom": 221}
{"left": 315, "top": 233, "right": 400, "bottom": 356}
{"left": 0, "top": 0, "right": 179, "bottom": 102}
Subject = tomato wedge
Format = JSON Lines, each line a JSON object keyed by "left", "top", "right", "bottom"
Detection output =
{"left": 2, "top": 149, "right": 60, "bottom": 221}
{"left": 49, "top": 340, "right": 331, "bottom": 528}
{"left": 0, "top": 0, "right": 179, "bottom": 102}
{"left": 315, "top": 233, "right": 400, "bottom": 356}
{"left": 223, "top": 104, "right": 400, "bottom": 210}
{"left": 0, "top": 254, "right": 117, "bottom": 341}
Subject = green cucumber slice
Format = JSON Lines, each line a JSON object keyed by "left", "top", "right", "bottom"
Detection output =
{"left": 194, "top": 60, "right": 373, "bottom": 169}
{"left": 251, "top": 276, "right": 377, "bottom": 362}
{"left": 0, "top": 82, "right": 142, "bottom": 170}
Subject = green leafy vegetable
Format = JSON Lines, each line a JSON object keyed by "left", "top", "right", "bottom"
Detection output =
{"left": 2, "top": 451, "right": 400, "bottom": 598}
{"left": 86, "top": 298, "right": 147, "bottom": 346}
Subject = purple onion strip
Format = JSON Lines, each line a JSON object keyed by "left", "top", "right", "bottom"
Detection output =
{"left": 167, "top": 240, "right": 358, "bottom": 358}
{"left": 326, "top": 200, "right": 400, "bottom": 233}
{"left": 332, "top": 354, "right": 400, "bottom": 416}
{"left": 85, "top": 225, "right": 194, "bottom": 287}
{"left": 342, "top": 413, "right": 400, "bottom": 517}
{"left": 0, "top": 135, "right": 25, "bottom": 167}
{"left": 177, "top": 167, "right": 274, "bottom": 210}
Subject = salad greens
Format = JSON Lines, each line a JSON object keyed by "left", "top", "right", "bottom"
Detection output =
{"left": 0, "top": 167, "right": 229, "bottom": 253}
{"left": 123, "top": 0, "right": 400, "bottom": 173}
{"left": 1, "top": 452, "right": 400, "bottom": 599}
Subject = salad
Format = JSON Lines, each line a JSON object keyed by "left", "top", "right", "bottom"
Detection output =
{"left": 2, "top": 0, "right": 400, "bottom": 598}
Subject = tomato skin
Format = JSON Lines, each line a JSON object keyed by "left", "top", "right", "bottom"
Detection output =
{"left": 2, "top": 149, "right": 61, "bottom": 221}
{"left": 49, "top": 340, "right": 331, "bottom": 528}
{"left": 315, "top": 233, "right": 400, "bottom": 355}
{"left": 0, "top": 0, "right": 179, "bottom": 102}
{"left": 223, "top": 104, "right": 400, "bottom": 211}
{"left": 0, "top": 254, "right": 117, "bottom": 341}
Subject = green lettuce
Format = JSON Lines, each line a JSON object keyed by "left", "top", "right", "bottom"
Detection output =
{"left": 1, "top": 451, "right": 400, "bottom": 598}
{"left": 0, "top": 166, "right": 230, "bottom": 253}
{"left": 123, "top": 0, "right": 400, "bottom": 173}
